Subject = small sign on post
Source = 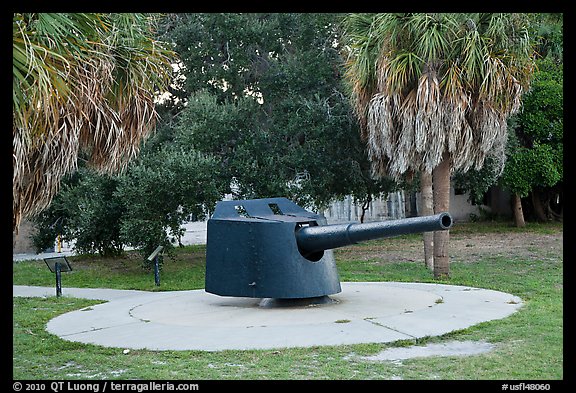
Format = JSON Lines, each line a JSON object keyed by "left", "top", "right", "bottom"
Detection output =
{"left": 147, "top": 246, "right": 164, "bottom": 286}
{"left": 44, "top": 256, "right": 73, "bottom": 297}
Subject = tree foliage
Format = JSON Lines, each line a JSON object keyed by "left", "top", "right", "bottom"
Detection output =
{"left": 500, "top": 13, "right": 563, "bottom": 223}
{"left": 116, "top": 146, "right": 223, "bottom": 257}
{"left": 159, "top": 13, "right": 394, "bottom": 210}
{"left": 450, "top": 14, "right": 563, "bottom": 218}
{"left": 31, "top": 13, "right": 396, "bottom": 259}
{"left": 32, "top": 168, "right": 126, "bottom": 256}
{"left": 501, "top": 58, "right": 563, "bottom": 198}
{"left": 32, "top": 148, "right": 223, "bottom": 259}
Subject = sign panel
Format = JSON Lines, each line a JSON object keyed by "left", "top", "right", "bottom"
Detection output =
{"left": 44, "top": 256, "right": 73, "bottom": 273}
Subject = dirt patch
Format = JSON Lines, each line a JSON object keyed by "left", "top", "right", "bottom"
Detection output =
{"left": 354, "top": 340, "right": 496, "bottom": 362}
{"left": 449, "top": 231, "right": 563, "bottom": 262}
{"left": 335, "top": 227, "right": 563, "bottom": 264}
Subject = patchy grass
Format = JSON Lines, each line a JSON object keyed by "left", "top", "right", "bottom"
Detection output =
{"left": 12, "top": 245, "right": 207, "bottom": 291}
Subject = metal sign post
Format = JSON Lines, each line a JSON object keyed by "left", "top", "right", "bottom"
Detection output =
{"left": 44, "top": 256, "right": 73, "bottom": 297}
{"left": 147, "top": 246, "right": 164, "bottom": 286}
{"left": 55, "top": 262, "right": 62, "bottom": 297}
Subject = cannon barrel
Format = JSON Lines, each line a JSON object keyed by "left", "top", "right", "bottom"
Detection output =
{"left": 296, "top": 212, "right": 452, "bottom": 256}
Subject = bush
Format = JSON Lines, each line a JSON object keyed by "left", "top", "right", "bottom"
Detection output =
{"left": 116, "top": 146, "right": 224, "bottom": 263}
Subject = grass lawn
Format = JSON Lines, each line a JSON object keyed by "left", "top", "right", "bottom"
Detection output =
{"left": 12, "top": 221, "right": 563, "bottom": 380}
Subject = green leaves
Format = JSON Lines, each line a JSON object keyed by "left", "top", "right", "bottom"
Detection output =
{"left": 502, "top": 144, "right": 561, "bottom": 197}
{"left": 413, "top": 14, "right": 454, "bottom": 62}
{"left": 115, "top": 139, "right": 225, "bottom": 256}
{"left": 502, "top": 57, "right": 563, "bottom": 197}
{"left": 161, "top": 13, "right": 387, "bottom": 210}
{"left": 386, "top": 51, "right": 422, "bottom": 93}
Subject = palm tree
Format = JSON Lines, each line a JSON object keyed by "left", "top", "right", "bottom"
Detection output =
{"left": 342, "top": 13, "right": 535, "bottom": 278}
{"left": 13, "top": 13, "right": 176, "bottom": 232}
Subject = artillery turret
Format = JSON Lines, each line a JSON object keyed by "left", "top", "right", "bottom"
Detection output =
{"left": 205, "top": 197, "right": 452, "bottom": 299}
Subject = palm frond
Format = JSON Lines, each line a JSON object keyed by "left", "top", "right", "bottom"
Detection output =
{"left": 13, "top": 13, "right": 177, "bottom": 232}
{"left": 341, "top": 12, "right": 536, "bottom": 182}
{"left": 386, "top": 51, "right": 422, "bottom": 93}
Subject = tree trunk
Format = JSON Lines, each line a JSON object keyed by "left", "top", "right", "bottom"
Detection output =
{"left": 512, "top": 193, "right": 526, "bottom": 227}
{"left": 531, "top": 190, "right": 548, "bottom": 222}
{"left": 420, "top": 171, "right": 434, "bottom": 270}
{"left": 547, "top": 190, "right": 563, "bottom": 222}
{"left": 360, "top": 195, "right": 372, "bottom": 224}
{"left": 432, "top": 153, "right": 451, "bottom": 279}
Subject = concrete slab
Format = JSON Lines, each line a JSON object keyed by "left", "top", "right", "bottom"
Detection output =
{"left": 13, "top": 282, "right": 522, "bottom": 352}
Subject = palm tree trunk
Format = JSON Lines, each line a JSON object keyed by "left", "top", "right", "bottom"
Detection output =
{"left": 433, "top": 153, "right": 451, "bottom": 279}
{"left": 420, "top": 171, "right": 434, "bottom": 270}
{"left": 512, "top": 193, "right": 526, "bottom": 227}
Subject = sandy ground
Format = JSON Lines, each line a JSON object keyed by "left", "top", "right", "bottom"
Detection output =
{"left": 335, "top": 228, "right": 563, "bottom": 264}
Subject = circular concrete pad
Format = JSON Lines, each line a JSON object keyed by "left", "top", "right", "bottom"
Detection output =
{"left": 40, "top": 282, "right": 522, "bottom": 351}
{"left": 130, "top": 282, "right": 440, "bottom": 328}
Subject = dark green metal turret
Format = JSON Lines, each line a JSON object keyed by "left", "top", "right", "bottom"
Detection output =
{"left": 205, "top": 197, "right": 452, "bottom": 300}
